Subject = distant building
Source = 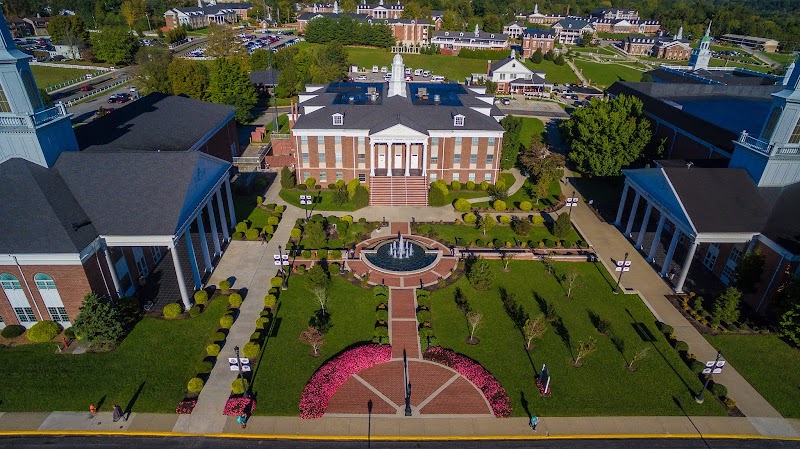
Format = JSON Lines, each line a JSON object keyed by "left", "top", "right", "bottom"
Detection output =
{"left": 163, "top": 0, "right": 251, "bottom": 30}
{"left": 6, "top": 18, "right": 33, "bottom": 38}
{"left": 22, "top": 17, "right": 49, "bottom": 35}
{"left": 357, "top": 0, "right": 404, "bottom": 19}
{"left": 302, "top": 3, "right": 336, "bottom": 13}
{"left": 520, "top": 28, "right": 555, "bottom": 58}
{"left": 590, "top": 8, "right": 640, "bottom": 21}
{"left": 719, "top": 34, "right": 779, "bottom": 53}
{"left": 552, "top": 18, "right": 593, "bottom": 45}
{"left": 590, "top": 18, "right": 660, "bottom": 34}
{"left": 52, "top": 44, "right": 82, "bottom": 60}
{"left": 296, "top": 10, "right": 428, "bottom": 44}
{"left": 515, "top": 4, "right": 564, "bottom": 25}
{"left": 503, "top": 21, "right": 526, "bottom": 39}
{"left": 431, "top": 25, "right": 508, "bottom": 55}
{"left": 487, "top": 50, "right": 551, "bottom": 94}
{"left": 622, "top": 27, "right": 690, "bottom": 60}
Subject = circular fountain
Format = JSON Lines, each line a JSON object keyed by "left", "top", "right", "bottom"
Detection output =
{"left": 363, "top": 233, "right": 438, "bottom": 273}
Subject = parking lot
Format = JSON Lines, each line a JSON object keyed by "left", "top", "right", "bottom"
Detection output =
{"left": 349, "top": 65, "right": 446, "bottom": 83}
{"left": 184, "top": 32, "right": 299, "bottom": 58}
{"left": 497, "top": 98, "right": 570, "bottom": 118}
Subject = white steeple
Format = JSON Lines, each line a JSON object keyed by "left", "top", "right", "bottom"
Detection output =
{"left": 333, "top": 0, "right": 339, "bottom": 13}
{"left": 0, "top": 8, "right": 77, "bottom": 168}
{"left": 388, "top": 53, "right": 407, "bottom": 97}
{"left": 688, "top": 21, "right": 712, "bottom": 70}
{"left": 705, "top": 20, "right": 712, "bottom": 37}
{"left": 675, "top": 26, "right": 683, "bottom": 40}
{"left": 534, "top": 3, "right": 539, "bottom": 14}
{"left": 474, "top": 23, "right": 480, "bottom": 34}
{"left": 197, "top": 0, "right": 202, "bottom": 8}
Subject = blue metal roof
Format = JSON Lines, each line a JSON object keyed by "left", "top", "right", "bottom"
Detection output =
{"left": 622, "top": 168, "right": 695, "bottom": 235}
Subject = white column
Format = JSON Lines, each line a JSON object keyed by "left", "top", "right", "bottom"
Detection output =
{"left": 614, "top": 182, "right": 630, "bottom": 227}
{"left": 647, "top": 214, "right": 667, "bottom": 262}
{"left": 660, "top": 229, "right": 682, "bottom": 277}
{"left": 675, "top": 240, "right": 699, "bottom": 293}
{"left": 207, "top": 201, "right": 221, "bottom": 257}
{"left": 185, "top": 231, "right": 202, "bottom": 290}
{"left": 197, "top": 215, "right": 212, "bottom": 273}
{"left": 404, "top": 142, "right": 411, "bottom": 176}
{"left": 170, "top": 242, "right": 192, "bottom": 309}
{"left": 370, "top": 142, "right": 375, "bottom": 176}
{"left": 224, "top": 177, "right": 236, "bottom": 229}
{"left": 624, "top": 191, "right": 641, "bottom": 237}
{"left": 103, "top": 245, "right": 122, "bottom": 298}
{"left": 422, "top": 141, "right": 428, "bottom": 177}
{"left": 216, "top": 189, "right": 230, "bottom": 241}
{"left": 635, "top": 202, "right": 653, "bottom": 249}
{"left": 387, "top": 143, "right": 393, "bottom": 177}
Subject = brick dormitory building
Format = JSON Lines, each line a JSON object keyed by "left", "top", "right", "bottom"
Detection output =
{"left": 287, "top": 54, "right": 505, "bottom": 206}
{"left": 0, "top": 10, "right": 241, "bottom": 329}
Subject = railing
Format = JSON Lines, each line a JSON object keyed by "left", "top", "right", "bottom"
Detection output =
{"left": 777, "top": 146, "right": 800, "bottom": 155}
{"left": 45, "top": 71, "right": 108, "bottom": 92}
{"left": 270, "top": 133, "right": 291, "bottom": 140}
{"left": 0, "top": 116, "right": 28, "bottom": 128}
{"left": 65, "top": 79, "right": 130, "bottom": 107}
{"left": 737, "top": 130, "right": 771, "bottom": 155}
{"left": 31, "top": 103, "right": 68, "bottom": 126}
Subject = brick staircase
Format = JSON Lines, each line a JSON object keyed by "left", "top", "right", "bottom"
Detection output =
{"left": 369, "top": 176, "right": 428, "bottom": 206}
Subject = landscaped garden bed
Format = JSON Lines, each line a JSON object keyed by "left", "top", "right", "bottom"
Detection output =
{"left": 233, "top": 203, "right": 285, "bottom": 241}
{"left": 287, "top": 214, "right": 380, "bottom": 251}
{"left": 428, "top": 260, "right": 727, "bottom": 416}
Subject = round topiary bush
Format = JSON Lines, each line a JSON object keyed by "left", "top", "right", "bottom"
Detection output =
{"left": 187, "top": 377, "right": 204, "bottom": 394}
{"left": 245, "top": 228, "right": 259, "bottom": 240}
{"left": 463, "top": 212, "right": 477, "bottom": 224}
{"left": 290, "top": 228, "right": 302, "bottom": 240}
{"left": 228, "top": 293, "right": 243, "bottom": 308}
{"left": 196, "top": 360, "right": 213, "bottom": 374}
{"left": 710, "top": 382, "right": 728, "bottom": 398}
{"left": 256, "top": 316, "right": 270, "bottom": 329}
{"left": 206, "top": 343, "right": 221, "bottom": 356}
{"left": 268, "top": 216, "right": 280, "bottom": 226}
{"left": 26, "top": 320, "right": 61, "bottom": 343}
{"left": 231, "top": 378, "right": 249, "bottom": 395}
{"left": 480, "top": 181, "right": 490, "bottom": 191}
{"left": 219, "top": 280, "right": 231, "bottom": 291}
{"left": 519, "top": 201, "right": 532, "bottom": 211}
{"left": 243, "top": 341, "right": 260, "bottom": 359}
{"left": 194, "top": 290, "right": 208, "bottom": 305}
{"left": 416, "top": 310, "right": 432, "bottom": 323}
{"left": 331, "top": 250, "right": 342, "bottom": 259}
{"left": 263, "top": 225, "right": 274, "bottom": 235}
{"left": 232, "top": 232, "right": 244, "bottom": 240}
{"left": 189, "top": 305, "right": 203, "bottom": 318}
{"left": 374, "top": 326, "right": 389, "bottom": 338}
{"left": 466, "top": 181, "right": 476, "bottom": 190}
{"left": 329, "top": 263, "right": 340, "bottom": 275}
{"left": 219, "top": 314, "right": 234, "bottom": 329}
{"left": 454, "top": 198, "right": 471, "bottom": 212}
{"left": 163, "top": 303, "right": 183, "bottom": 319}
{"left": 499, "top": 215, "right": 511, "bottom": 224}
{"left": 475, "top": 238, "right": 484, "bottom": 246}
{"left": 275, "top": 205, "right": 284, "bottom": 213}
{"left": 270, "top": 277, "right": 283, "bottom": 288}
{"left": 297, "top": 265, "right": 306, "bottom": 274}
{"left": 302, "top": 249, "right": 312, "bottom": 259}
{"left": 214, "top": 331, "right": 226, "bottom": 343}
{"left": 418, "top": 326, "right": 433, "bottom": 338}
{"left": 493, "top": 200, "right": 507, "bottom": 211}
{"left": 298, "top": 184, "right": 307, "bottom": 191}
{"left": 544, "top": 239, "right": 555, "bottom": 248}
{"left": 251, "top": 331, "right": 261, "bottom": 342}
{"left": 451, "top": 180, "right": 462, "bottom": 191}
{"left": 690, "top": 359, "right": 706, "bottom": 373}
{"left": 675, "top": 341, "right": 689, "bottom": 353}
{"left": 376, "top": 309, "right": 389, "bottom": 321}
{"left": 235, "top": 222, "right": 248, "bottom": 233}
{"left": 1, "top": 324, "right": 25, "bottom": 339}
{"left": 317, "top": 249, "right": 328, "bottom": 259}
{"left": 264, "top": 294, "right": 277, "bottom": 310}
{"left": 658, "top": 323, "right": 674, "bottom": 335}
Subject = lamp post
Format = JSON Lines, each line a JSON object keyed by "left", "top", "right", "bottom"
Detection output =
{"left": 278, "top": 245, "right": 288, "bottom": 289}
{"left": 695, "top": 350, "right": 724, "bottom": 404}
{"left": 566, "top": 191, "right": 578, "bottom": 218}
{"left": 613, "top": 252, "right": 630, "bottom": 294}
{"left": 403, "top": 350, "right": 412, "bottom": 416}
{"left": 233, "top": 345, "right": 249, "bottom": 398}
{"left": 300, "top": 194, "right": 312, "bottom": 221}
{"left": 144, "top": 13, "right": 152, "bottom": 31}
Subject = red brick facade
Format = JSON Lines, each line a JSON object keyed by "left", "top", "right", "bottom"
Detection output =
{"left": 521, "top": 33, "right": 555, "bottom": 58}
{"left": 199, "top": 119, "right": 239, "bottom": 161}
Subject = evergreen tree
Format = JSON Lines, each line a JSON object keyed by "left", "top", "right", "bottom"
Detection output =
{"left": 553, "top": 213, "right": 572, "bottom": 239}
{"left": 72, "top": 292, "right": 126, "bottom": 349}
{"left": 206, "top": 58, "right": 258, "bottom": 123}
{"left": 250, "top": 48, "right": 271, "bottom": 71}
{"left": 466, "top": 257, "right": 495, "bottom": 291}
{"left": 554, "top": 54, "right": 566, "bottom": 66}
{"left": 531, "top": 48, "right": 544, "bottom": 64}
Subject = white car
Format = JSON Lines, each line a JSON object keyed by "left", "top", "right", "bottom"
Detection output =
{"left": 431, "top": 75, "right": 445, "bottom": 82}
{"left": 355, "top": 75, "right": 367, "bottom": 81}
{"left": 422, "top": 70, "right": 431, "bottom": 77}
{"left": 372, "top": 65, "right": 379, "bottom": 73}
{"left": 405, "top": 68, "right": 412, "bottom": 75}
{"left": 384, "top": 73, "right": 392, "bottom": 80}
{"left": 380, "top": 66, "right": 388, "bottom": 73}
{"left": 414, "top": 69, "right": 423, "bottom": 76}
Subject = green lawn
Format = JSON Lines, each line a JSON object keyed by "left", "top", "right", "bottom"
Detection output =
{"left": 573, "top": 60, "right": 643, "bottom": 89}
{"left": 417, "top": 220, "right": 580, "bottom": 247}
{"left": 708, "top": 58, "right": 770, "bottom": 73}
{"left": 0, "top": 297, "right": 228, "bottom": 412}
{"left": 471, "top": 177, "right": 562, "bottom": 211}
{"left": 705, "top": 334, "right": 800, "bottom": 418}
{"left": 524, "top": 59, "right": 580, "bottom": 84}
{"left": 279, "top": 188, "right": 364, "bottom": 212}
{"left": 250, "top": 276, "right": 374, "bottom": 415}
{"left": 517, "top": 117, "right": 545, "bottom": 146}
{"left": 765, "top": 52, "right": 797, "bottom": 64}
{"left": 264, "top": 113, "right": 290, "bottom": 134}
{"left": 338, "top": 46, "right": 488, "bottom": 81}
{"left": 30, "top": 65, "right": 92, "bottom": 89}
{"left": 233, "top": 194, "right": 274, "bottom": 229}
{"left": 429, "top": 260, "right": 727, "bottom": 416}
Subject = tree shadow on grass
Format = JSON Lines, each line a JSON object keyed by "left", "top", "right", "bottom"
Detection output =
{"left": 500, "top": 287, "right": 538, "bottom": 376}
{"left": 590, "top": 261, "right": 615, "bottom": 291}
{"left": 124, "top": 382, "right": 145, "bottom": 418}
{"left": 553, "top": 317, "right": 573, "bottom": 360}
{"left": 610, "top": 333, "right": 628, "bottom": 366}
{"left": 251, "top": 302, "right": 283, "bottom": 383}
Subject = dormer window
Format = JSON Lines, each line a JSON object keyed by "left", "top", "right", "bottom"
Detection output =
{"left": 454, "top": 114, "right": 464, "bottom": 127}
{"left": 459, "top": 32, "right": 464, "bottom": 37}
{"left": 333, "top": 113, "right": 344, "bottom": 125}
{"left": 444, "top": 31, "right": 449, "bottom": 36}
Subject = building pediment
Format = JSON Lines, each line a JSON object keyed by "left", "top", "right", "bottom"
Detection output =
{"left": 370, "top": 123, "right": 428, "bottom": 138}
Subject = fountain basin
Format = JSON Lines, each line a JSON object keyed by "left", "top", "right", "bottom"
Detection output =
{"left": 363, "top": 239, "right": 438, "bottom": 273}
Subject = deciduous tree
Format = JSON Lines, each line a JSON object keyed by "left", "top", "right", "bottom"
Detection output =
{"left": 523, "top": 315, "right": 546, "bottom": 350}
{"left": 299, "top": 326, "right": 325, "bottom": 355}
{"left": 120, "top": 0, "right": 147, "bottom": 31}
{"left": 466, "top": 257, "right": 494, "bottom": 290}
{"left": 466, "top": 311, "right": 482, "bottom": 342}
{"left": 90, "top": 28, "right": 140, "bottom": 65}
{"left": 712, "top": 287, "right": 742, "bottom": 325}
{"left": 134, "top": 45, "right": 172, "bottom": 94}
{"left": 168, "top": 59, "right": 209, "bottom": 99}
{"left": 306, "top": 264, "right": 331, "bottom": 314}
{"left": 573, "top": 337, "right": 596, "bottom": 366}
{"left": 627, "top": 346, "right": 649, "bottom": 371}
{"left": 206, "top": 57, "right": 257, "bottom": 122}
{"left": 205, "top": 23, "right": 240, "bottom": 58}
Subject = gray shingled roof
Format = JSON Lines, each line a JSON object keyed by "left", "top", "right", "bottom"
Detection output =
{"left": 172, "top": 2, "right": 251, "bottom": 14}
{"left": 293, "top": 84, "right": 504, "bottom": 133}
{"left": 0, "top": 158, "right": 98, "bottom": 254}
{"left": 297, "top": 12, "right": 371, "bottom": 21}
{"left": 76, "top": 93, "right": 235, "bottom": 153}
{"left": 554, "top": 18, "right": 591, "bottom": 29}
{"left": 54, "top": 152, "right": 231, "bottom": 236}
{"left": 250, "top": 69, "right": 281, "bottom": 86}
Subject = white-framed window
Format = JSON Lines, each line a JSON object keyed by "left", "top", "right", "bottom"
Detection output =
{"left": 301, "top": 136, "right": 308, "bottom": 143}
{"left": 454, "top": 153, "right": 461, "bottom": 164}
{"left": 319, "top": 172, "right": 327, "bottom": 182}
{"left": 488, "top": 137, "right": 496, "bottom": 147}
{"left": 152, "top": 246, "right": 163, "bottom": 263}
{"left": 790, "top": 119, "right": 800, "bottom": 144}
{"left": 358, "top": 153, "right": 366, "bottom": 163}
{"left": 335, "top": 136, "right": 342, "bottom": 144}
{"left": 332, "top": 113, "right": 344, "bottom": 125}
{"left": 318, "top": 151, "right": 326, "bottom": 162}
{"left": 335, "top": 150, "right": 342, "bottom": 163}
{"left": 454, "top": 115, "right": 464, "bottom": 127}
{"left": 470, "top": 153, "right": 478, "bottom": 164}
{"left": 452, "top": 173, "right": 460, "bottom": 182}
{"left": 14, "top": 307, "right": 36, "bottom": 323}
{"left": 431, "top": 137, "right": 439, "bottom": 146}
{"left": 455, "top": 137, "right": 462, "bottom": 145}
{"left": 0, "top": 273, "right": 22, "bottom": 290}
{"left": 703, "top": 244, "right": 719, "bottom": 271}
{"left": 358, "top": 173, "right": 366, "bottom": 182}
{"left": 34, "top": 275, "right": 56, "bottom": 290}
{"left": 471, "top": 137, "right": 478, "bottom": 145}
{"left": 48, "top": 307, "right": 69, "bottom": 323}
{"left": 335, "top": 172, "right": 343, "bottom": 181}
{"left": 0, "top": 82, "right": 11, "bottom": 113}
{"left": 430, "top": 173, "right": 438, "bottom": 182}
{"left": 468, "top": 172, "right": 476, "bottom": 181}
{"left": 500, "top": 73, "right": 506, "bottom": 80}
{"left": 358, "top": 136, "right": 365, "bottom": 144}
{"left": 302, "top": 152, "right": 309, "bottom": 164}
{"left": 486, "top": 154, "right": 494, "bottom": 164}
{"left": 431, "top": 153, "right": 438, "bottom": 164}
{"left": 303, "top": 171, "right": 311, "bottom": 181}
{"left": 484, "top": 173, "right": 492, "bottom": 181}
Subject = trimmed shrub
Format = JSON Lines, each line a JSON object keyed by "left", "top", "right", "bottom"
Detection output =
{"left": 690, "top": 359, "right": 706, "bottom": 373}
{"left": 532, "top": 215, "right": 545, "bottom": 225}
{"left": 291, "top": 228, "right": 302, "bottom": 240}
{"left": 454, "top": 198, "right": 471, "bottom": 212}
{"left": 194, "top": 290, "right": 208, "bottom": 305}
{"left": 64, "top": 327, "right": 75, "bottom": 339}
{"left": 267, "top": 216, "right": 280, "bottom": 226}
{"left": 544, "top": 239, "right": 555, "bottom": 248}
{"left": 214, "top": 331, "right": 226, "bottom": 342}
{"left": 417, "top": 310, "right": 432, "bottom": 323}
{"left": 463, "top": 212, "right": 477, "bottom": 224}
{"left": 264, "top": 294, "right": 277, "bottom": 309}
{"left": 331, "top": 250, "right": 342, "bottom": 259}
{"left": 232, "top": 232, "right": 244, "bottom": 240}
{"left": 269, "top": 287, "right": 279, "bottom": 295}
{"left": 245, "top": 228, "right": 259, "bottom": 240}
{"left": 658, "top": 323, "right": 674, "bottom": 335}
{"left": 275, "top": 205, "right": 284, "bottom": 213}
{"left": 466, "top": 181, "right": 476, "bottom": 190}
{"left": 429, "top": 181, "right": 449, "bottom": 206}
{"left": 519, "top": 201, "right": 533, "bottom": 211}
{"left": 302, "top": 249, "right": 312, "bottom": 259}
{"left": 318, "top": 249, "right": 328, "bottom": 259}
{"left": 305, "top": 177, "right": 316, "bottom": 188}
{"left": 235, "top": 222, "right": 248, "bottom": 233}
{"left": 189, "top": 305, "right": 203, "bottom": 317}
{"left": 480, "top": 181, "right": 490, "bottom": 191}
{"left": 219, "top": 314, "right": 234, "bottom": 329}
{"left": 451, "top": 180, "right": 462, "bottom": 191}
{"left": 256, "top": 316, "right": 270, "bottom": 329}
{"left": 493, "top": 200, "right": 507, "bottom": 211}
{"left": 251, "top": 331, "right": 261, "bottom": 342}
{"left": 263, "top": 225, "right": 275, "bottom": 235}
{"left": 553, "top": 213, "right": 572, "bottom": 239}
{"left": 374, "top": 326, "right": 389, "bottom": 337}
{"left": 231, "top": 378, "right": 249, "bottom": 395}
{"left": 243, "top": 341, "right": 260, "bottom": 359}
{"left": 187, "top": 377, "right": 204, "bottom": 393}
{"left": 329, "top": 263, "right": 341, "bottom": 275}
{"left": 475, "top": 238, "right": 484, "bottom": 246}
{"left": 297, "top": 265, "right": 306, "bottom": 274}
{"left": 270, "top": 277, "right": 283, "bottom": 288}
{"left": 376, "top": 309, "right": 389, "bottom": 321}
{"left": 675, "top": 341, "right": 689, "bottom": 353}
{"left": 353, "top": 185, "right": 370, "bottom": 208}
{"left": 26, "top": 320, "right": 60, "bottom": 343}
{"left": 341, "top": 215, "right": 353, "bottom": 223}
{"left": 207, "top": 343, "right": 221, "bottom": 356}
{"left": 418, "top": 326, "right": 433, "bottom": 338}
{"left": 511, "top": 219, "right": 532, "bottom": 236}
{"left": 373, "top": 285, "right": 389, "bottom": 296}
{"left": 499, "top": 215, "right": 511, "bottom": 224}
{"left": 163, "top": 303, "right": 183, "bottom": 319}
{"left": 298, "top": 184, "right": 307, "bottom": 190}
{"left": 196, "top": 360, "right": 213, "bottom": 374}
{"left": 219, "top": 280, "right": 231, "bottom": 291}
{"left": 228, "top": 293, "right": 243, "bottom": 308}
{"left": 710, "top": 383, "right": 728, "bottom": 398}
{"left": 2, "top": 324, "right": 25, "bottom": 338}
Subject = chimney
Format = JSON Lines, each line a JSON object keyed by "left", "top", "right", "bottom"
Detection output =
{"left": 487, "top": 59, "right": 492, "bottom": 76}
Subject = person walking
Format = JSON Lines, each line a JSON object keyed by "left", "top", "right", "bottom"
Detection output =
{"left": 530, "top": 415, "right": 538, "bottom": 431}
{"left": 112, "top": 404, "right": 124, "bottom": 422}
{"left": 260, "top": 231, "right": 266, "bottom": 245}
{"left": 89, "top": 404, "right": 97, "bottom": 418}
{"left": 237, "top": 413, "right": 248, "bottom": 429}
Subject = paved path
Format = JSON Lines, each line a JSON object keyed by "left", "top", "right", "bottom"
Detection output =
{"left": 558, "top": 170, "right": 798, "bottom": 437}
{"left": 566, "top": 59, "right": 588, "bottom": 85}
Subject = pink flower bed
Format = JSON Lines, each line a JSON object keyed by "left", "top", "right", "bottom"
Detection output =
{"left": 423, "top": 346, "right": 512, "bottom": 417}
{"left": 176, "top": 399, "right": 197, "bottom": 414}
{"left": 299, "top": 343, "right": 392, "bottom": 419}
{"left": 223, "top": 397, "right": 257, "bottom": 416}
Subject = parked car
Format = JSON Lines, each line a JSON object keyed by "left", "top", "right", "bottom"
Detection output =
{"left": 79, "top": 84, "right": 94, "bottom": 91}
{"left": 107, "top": 93, "right": 132, "bottom": 104}
{"left": 501, "top": 98, "right": 511, "bottom": 105}
{"left": 422, "top": 70, "right": 431, "bottom": 77}
{"left": 414, "top": 69, "right": 423, "bottom": 76}
{"left": 372, "top": 65, "right": 379, "bottom": 73}
{"left": 405, "top": 67, "right": 412, "bottom": 75}
{"left": 431, "top": 75, "right": 445, "bottom": 82}
{"left": 404, "top": 75, "right": 413, "bottom": 81}
{"left": 356, "top": 74, "right": 367, "bottom": 81}
{"left": 380, "top": 66, "right": 388, "bottom": 73}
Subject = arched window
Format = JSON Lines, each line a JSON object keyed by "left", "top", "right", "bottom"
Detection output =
{"left": 0, "top": 273, "right": 37, "bottom": 325}
{"left": 20, "top": 70, "right": 43, "bottom": 111}
{"left": 761, "top": 107, "right": 782, "bottom": 140}
{"left": 34, "top": 273, "right": 70, "bottom": 325}
{"left": 0, "top": 81, "right": 11, "bottom": 113}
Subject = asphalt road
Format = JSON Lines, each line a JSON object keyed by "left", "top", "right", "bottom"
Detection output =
{"left": 66, "top": 83, "right": 136, "bottom": 124}
{"left": 50, "top": 68, "right": 134, "bottom": 104}
{"left": 1, "top": 437, "right": 799, "bottom": 449}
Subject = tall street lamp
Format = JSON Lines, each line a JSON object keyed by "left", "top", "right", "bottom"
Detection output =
{"left": 233, "top": 345, "right": 249, "bottom": 398}
{"left": 566, "top": 190, "right": 578, "bottom": 218}
{"left": 695, "top": 350, "right": 724, "bottom": 404}
{"left": 278, "top": 245, "right": 288, "bottom": 290}
{"left": 613, "top": 252, "right": 630, "bottom": 294}
{"left": 300, "top": 194, "right": 312, "bottom": 221}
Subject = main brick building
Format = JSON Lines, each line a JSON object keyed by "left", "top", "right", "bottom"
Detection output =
{"left": 289, "top": 54, "right": 505, "bottom": 205}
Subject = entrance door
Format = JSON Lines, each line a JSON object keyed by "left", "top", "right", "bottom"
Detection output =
{"left": 378, "top": 151, "right": 386, "bottom": 169}
{"left": 394, "top": 149, "right": 403, "bottom": 171}
{"left": 411, "top": 152, "right": 419, "bottom": 169}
